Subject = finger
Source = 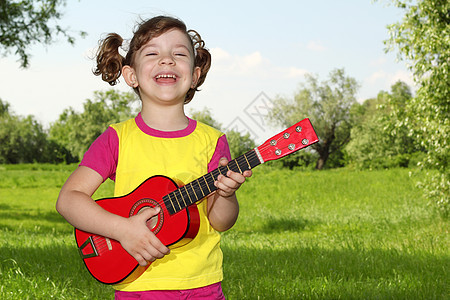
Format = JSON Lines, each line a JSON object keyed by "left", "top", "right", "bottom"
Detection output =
{"left": 134, "top": 253, "right": 148, "bottom": 266}
{"left": 145, "top": 243, "right": 169, "bottom": 260}
{"left": 138, "top": 206, "right": 160, "bottom": 218}
{"left": 140, "top": 248, "right": 160, "bottom": 263}
{"left": 214, "top": 179, "right": 237, "bottom": 196}
{"left": 148, "top": 242, "right": 170, "bottom": 257}
{"left": 218, "top": 157, "right": 229, "bottom": 167}
{"left": 146, "top": 231, "right": 170, "bottom": 255}
{"left": 225, "top": 171, "right": 246, "bottom": 184}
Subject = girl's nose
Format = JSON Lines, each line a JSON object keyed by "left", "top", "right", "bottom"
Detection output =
{"left": 159, "top": 54, "right": 175, "bottom": 65}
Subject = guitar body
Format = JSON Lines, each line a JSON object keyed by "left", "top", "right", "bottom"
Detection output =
{"left": 74, "top": 175, "right": 200, "bottom": 285}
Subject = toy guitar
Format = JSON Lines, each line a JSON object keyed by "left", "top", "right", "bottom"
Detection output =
{"left": 74, "top": 118, "right": 319, "bottom": 284}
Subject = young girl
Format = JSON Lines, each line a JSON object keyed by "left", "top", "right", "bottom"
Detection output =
{"left": 56, "top": 15, "right": 252, "bottom": 299}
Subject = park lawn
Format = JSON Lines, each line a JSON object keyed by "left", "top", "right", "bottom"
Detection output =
{"left": 0, "top": 164, "right": 448, "bottom": 299}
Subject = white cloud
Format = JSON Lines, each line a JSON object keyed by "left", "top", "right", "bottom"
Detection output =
{"left": 370, "top": 57, "right": 387, "bottom": 67}
{"left": 389, "top": 70, "right": 415, "bottom": 87}
{"left": 242, "top": 52, "right": 263, "bottom": 68}
{"left": 210, "top": 47, "right": 308, "bottom": 80}
{"left": 306, "top": 40, "right": 326, "bottom": 52}
{"left": 367, "top": 70, "right": 387, "bottom": 84}
{"left": 359, "top": 69, "right": 415, "bottom": 101}
{"left": 285, "top": 67, "right": 309, "bottom": 78}
{"left": 210, "top": 47, "right": 231, "bottom": 61}
{"left": 366, "top": 69, "right": 414, "bottom": 88}
{"left": 210, "top": 48, "right": 268, "bottom": 75}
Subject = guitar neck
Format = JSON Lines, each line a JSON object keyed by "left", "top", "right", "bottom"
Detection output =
{"left": 163, "top": 118, "right": 319, "bottom": 215}
{"left": 163, "top": 149, "right": 262, "bottom": 215}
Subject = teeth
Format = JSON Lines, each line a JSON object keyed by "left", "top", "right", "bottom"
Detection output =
{"left": 156, "top": 74, "right": 176, "bottom": 79}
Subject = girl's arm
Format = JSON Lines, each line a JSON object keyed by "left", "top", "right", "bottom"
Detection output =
{"left": 207, "top": 157, "right": 252, "bottom": 232}
{"left": 56, "top": 166, "right": 169, "bottom": 266}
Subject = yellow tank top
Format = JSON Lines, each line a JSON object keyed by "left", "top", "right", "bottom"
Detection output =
{"left": 111, "top": 116, "right": 224, "bottom": 291}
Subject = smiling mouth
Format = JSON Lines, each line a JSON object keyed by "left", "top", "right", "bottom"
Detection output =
{"left": 155, "top": 74, "right": 177, "bottom": 83}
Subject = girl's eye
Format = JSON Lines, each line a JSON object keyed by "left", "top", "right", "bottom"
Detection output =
{"left": 174, "top": 53, "right": 187, "bottom": 57}
{"left": 145, "top": 52, "right": 157, "bottom": 56}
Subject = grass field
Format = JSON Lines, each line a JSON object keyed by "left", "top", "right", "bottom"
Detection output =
{"left": 0, "top": 164, "right": 448, "bottom": 299}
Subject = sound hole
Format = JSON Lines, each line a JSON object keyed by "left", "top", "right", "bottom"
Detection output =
{"left": 129, "top": 198, "right": 164, "bottom": 234}
{"left": 146, "top": 215, "right": 159, "bottom": 230}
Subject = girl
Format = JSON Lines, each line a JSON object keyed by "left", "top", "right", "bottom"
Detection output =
{"left": 56, "top": 15, "right": 252, "bottom": 299}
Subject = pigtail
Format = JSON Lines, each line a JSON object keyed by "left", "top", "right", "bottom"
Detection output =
{"left": 93, "top": 33, "right": 126, "bottom": 86}
{"left": 185, "top": 29, "right": 211, "bottom": 104}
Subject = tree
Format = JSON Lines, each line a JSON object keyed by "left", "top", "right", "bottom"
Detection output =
{"left": 0, "top": 0, "right": 85, "bottom": 67}
{"left": 225, "top": 130, "right": 256, "bottom": 159}
{"left": 385, "top": 0, "right": 449, "bottom": 216}
{"left": 189, "top": 107, "right": 222, "bottom": 130}
{"left": 189, "top": 107, "right": 256, "bottom": 159}
{"left": 346, "top": 81, "right": 422, "bottom": 169}
{"left": 49, "top": 90, "right": 139, "bottom": 160}
{"left": 0, "top": 98, "right": 68, "bottom": 163}
{"left": 268, "top": 68, "right": 359, "bottom": 169}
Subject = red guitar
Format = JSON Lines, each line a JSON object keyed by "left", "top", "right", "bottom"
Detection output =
{"left": 75, "top": 118, "right": 318, "bottom": 284}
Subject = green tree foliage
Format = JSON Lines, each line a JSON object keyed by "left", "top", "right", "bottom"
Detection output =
{"left": 0, "top": 98, "right": 72, "bottom": 163}
{"left": 49, "top": 90, "right": 139, "bottom": 161}
{"left": 225, "top": 130, "right": 256, "bottom": 159}
{"left": 189, "top": 107, "right": 256, "bottom": 159}
{"left": 0, "top": 0, "right": 86, "bottom": 67}
{"left": 189, "top": 107, "right": 222, "bottom": 130}
{"left": 385, "top": 0, "right": 449, "bottom": 216}
{"left": 346, "top": 81, "right": 423, "bottom": 169}
{"left": 268, "top": 68, "right": 359, "bottom": 169}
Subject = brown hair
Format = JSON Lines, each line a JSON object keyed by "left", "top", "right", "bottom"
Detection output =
{"left": 93, "top": 16, "right": 211, "bottom": 103}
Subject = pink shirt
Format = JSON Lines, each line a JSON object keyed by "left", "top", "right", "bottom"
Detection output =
{"left": 80, "top": 113, "right": 231, "bottom": 181}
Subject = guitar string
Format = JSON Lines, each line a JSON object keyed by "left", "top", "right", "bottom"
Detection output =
{"left": 181, "top": 151, "right": 258, "bottom": 200}
{"left": 91, "top": 236, "right": 109, "bottom": 254}
{"left": 164, "top": 137, "right": 290, "bottom": 213}
{"left": 166, "top": 149, "right": 265, "bottom": 214}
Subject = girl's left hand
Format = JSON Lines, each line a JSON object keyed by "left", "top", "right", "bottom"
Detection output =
{"left": 214, "top": 157, "right": 252, "bottom": 197}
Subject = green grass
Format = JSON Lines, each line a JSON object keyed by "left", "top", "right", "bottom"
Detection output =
{"left": 0, "top": 165, "right": 448, "bottom": 299}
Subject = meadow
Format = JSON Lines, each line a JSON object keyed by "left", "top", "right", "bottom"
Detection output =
{"left": 0, "top": 164, "right": 448, "bottom": 299}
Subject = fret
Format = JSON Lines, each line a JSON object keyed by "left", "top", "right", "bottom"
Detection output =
{"left": 172, "top": 191, "right": 181, "bottom": 212}
{"left": 246, "top": 150, "right": 260, "bottom": 169}
{"left": 203, "top": 176, "right": 211, "bottom": 193}
{"left": 183, "top": 185, "right": 192, "bottom": 205}
{"left": 167, "top": 151, "right": 261, "bottom": 215}
{"left": 228, "top": 159, "right": 239, "bottom": 173}
{"left": 195, "top": 180, "right": 205, "bottom": 198}
{"left": 237, "top": 159, "right": 243, "bottom": 173}
{"left": 166, "top": 194, "right": 175, "bottom": 214}
{"left": 177, "top": 188, "right": 187, "bottom": 208}
{"left": 189, "top": 182, "right": 200, "bottom": 201}
{"left": 244, "top": 153, "right": 251, "bottom": 169}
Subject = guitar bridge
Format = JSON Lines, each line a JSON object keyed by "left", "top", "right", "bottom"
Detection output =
{"left": 78, "top": 236, "right": 99, "bottom": 259}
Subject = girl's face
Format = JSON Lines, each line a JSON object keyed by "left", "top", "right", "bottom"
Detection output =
{"left": 123, "top": 29, "right": 200, "bottom": 105}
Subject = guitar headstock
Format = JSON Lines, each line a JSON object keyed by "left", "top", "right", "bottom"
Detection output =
{"left": 255, "top": 118, "right": 319, "bottom": 163}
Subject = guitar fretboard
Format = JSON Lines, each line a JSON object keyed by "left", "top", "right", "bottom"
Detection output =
{"left": 163, "top": 149, "right": 261, "bottom": 215}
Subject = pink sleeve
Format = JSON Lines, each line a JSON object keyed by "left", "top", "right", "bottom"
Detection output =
{"left": 208, "top": 135, "right": 231, "bottom": 172}
{"left": 79, "top": 127, "right": 118, "bottom": 181}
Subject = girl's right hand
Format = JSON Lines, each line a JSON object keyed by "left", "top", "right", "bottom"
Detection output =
{"left": 116, "top": 206, "right": 170, "bottom": 266}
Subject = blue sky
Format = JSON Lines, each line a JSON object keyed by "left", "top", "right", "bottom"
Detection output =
{"left": 0, "top": 0, "right": 413, "bottom": 141}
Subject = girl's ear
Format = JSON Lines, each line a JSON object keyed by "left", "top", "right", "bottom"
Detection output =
{"left": 191, "top": 66, "right": 201, "bottom": 89}
{"left": 122, "top": 65, "right": 138, "bottom": 88}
